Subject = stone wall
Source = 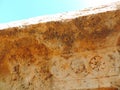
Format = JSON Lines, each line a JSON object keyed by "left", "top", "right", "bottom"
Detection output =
{"left": 0, "top": 2, "right": 120, "bottom": 90}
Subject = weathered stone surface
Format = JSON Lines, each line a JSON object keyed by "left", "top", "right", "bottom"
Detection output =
{"left": 0, "top": 1, "right": 120, "bottom": 90}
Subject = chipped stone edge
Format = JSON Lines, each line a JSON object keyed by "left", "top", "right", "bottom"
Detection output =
{"left": 0, "top": 1, "right": 119, "bottom": 30}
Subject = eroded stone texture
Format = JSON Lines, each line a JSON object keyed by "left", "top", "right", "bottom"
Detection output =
{"left": 0, "top": 2, "right": 120, "bottom": 90}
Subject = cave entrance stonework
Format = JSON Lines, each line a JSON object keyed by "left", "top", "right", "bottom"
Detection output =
{"left": 0, "top": 1, "right": 120, "bottom": 90}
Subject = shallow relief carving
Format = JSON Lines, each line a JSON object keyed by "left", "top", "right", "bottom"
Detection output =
{"left": 50, "top": 47, "right": 120, "bottom": 90}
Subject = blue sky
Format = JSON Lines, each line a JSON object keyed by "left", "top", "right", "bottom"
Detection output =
{"left": 0, "top": 0, "right": 87, "bottom": 23}
{"left": 0, "top": 0, "right": 117, "bottom": 23}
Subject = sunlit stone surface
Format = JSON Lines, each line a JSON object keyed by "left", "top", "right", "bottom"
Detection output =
{"left": 0, "top": 1, "right": 120, "bottom": 90}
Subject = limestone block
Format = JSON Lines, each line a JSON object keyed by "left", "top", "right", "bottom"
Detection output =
{"left": 0, "top": 1, "right": 120, "bottom": 90}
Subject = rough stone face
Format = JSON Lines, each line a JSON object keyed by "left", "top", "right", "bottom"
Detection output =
{"left": 0, "top": 2, "right": 120, "bottom": 90}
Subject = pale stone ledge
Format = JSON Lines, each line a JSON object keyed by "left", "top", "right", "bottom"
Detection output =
{"left": 0, "top": 1, "right": 120, "bottom": 90}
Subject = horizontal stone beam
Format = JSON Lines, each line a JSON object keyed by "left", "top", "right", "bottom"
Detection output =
{"left": 0, "top": 1, "right": 120, "bottom": 90}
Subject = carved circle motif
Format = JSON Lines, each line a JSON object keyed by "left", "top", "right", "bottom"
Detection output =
{"left": 70, "top": 59, "right": 88, "bottom": 78}
{"left": 89, "top": 55, "right": 106, "bottom": 72}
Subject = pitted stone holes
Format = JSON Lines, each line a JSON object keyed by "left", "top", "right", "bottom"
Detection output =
{"left": 70, "top": 59, "right": 88, "bottom": 77}
{"left": 89, "top": 55, "right": 105, "bottom": 72}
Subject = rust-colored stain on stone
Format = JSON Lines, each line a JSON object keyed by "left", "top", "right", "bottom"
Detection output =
{"left": 0, "top": 2, "right": 120, "bottom": 90}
